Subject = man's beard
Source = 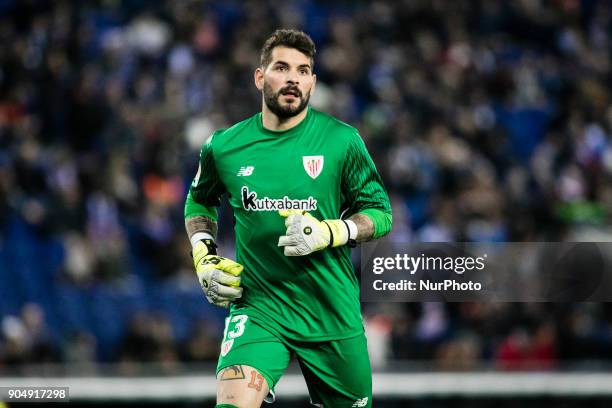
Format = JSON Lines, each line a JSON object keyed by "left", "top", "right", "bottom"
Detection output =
{"left": 263, "top": 82, "right": 310, "bottom": 119}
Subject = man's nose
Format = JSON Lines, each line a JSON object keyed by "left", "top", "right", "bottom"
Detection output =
{"left": 286, "top": 72, "right": 299, "bottom": 84}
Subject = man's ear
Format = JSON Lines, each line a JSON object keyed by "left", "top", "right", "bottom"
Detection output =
{"left": 311, "top": 73, "right": 317, "bottom": 95}
{"left": 254, "top": 67, "right": 264, "bottom": 91}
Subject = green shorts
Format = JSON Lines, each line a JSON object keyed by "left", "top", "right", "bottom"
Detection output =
{"left": 216, "top": 312, "right": 372, "bottom": 408}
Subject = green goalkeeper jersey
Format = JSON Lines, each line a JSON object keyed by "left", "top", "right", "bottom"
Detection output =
{"left": 185, "top": 107, "right": 392, "bottom": 341}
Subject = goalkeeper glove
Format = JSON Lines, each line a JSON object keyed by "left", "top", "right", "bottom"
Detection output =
{"left": 277, "top": 210, "right": 357, "bottom": 256}
{"left": 192, "top": 238, "right": 243, "bottom": 308}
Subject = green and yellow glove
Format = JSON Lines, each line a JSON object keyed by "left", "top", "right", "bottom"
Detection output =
{"left": 278, "top": 210, "right": 357, "bottom": 256}
{"left": 192, "top": 239, "right": 243, "bottom": 308}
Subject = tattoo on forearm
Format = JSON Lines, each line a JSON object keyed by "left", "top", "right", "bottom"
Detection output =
{"left": 185, "top": 215, "right": 218, "bottom": 239}
{"left": 219, "top": 365, "right": 245, "bottom": 380}
{"left": 348, "top": 213, "right": 375, "bottom": 242}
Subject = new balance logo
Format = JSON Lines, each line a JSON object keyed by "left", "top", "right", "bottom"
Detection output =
{"left": 237, "top": 166, "right": 254, "bottom": 176}
{"left": 352, "top": 397, "right": 369, "bottom": 407}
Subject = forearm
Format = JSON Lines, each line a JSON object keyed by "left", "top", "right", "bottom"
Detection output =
{"left": 185, "top": 215, "right": 218, "bottom": 245}
{"left": 189, "top": 215, "right": 242, "bottom": 308}
{"left": 347, "top": 213, "right": 375, "bottom": 242}
{"left": 347, "top": 208, "right": 392, "bottom": 242}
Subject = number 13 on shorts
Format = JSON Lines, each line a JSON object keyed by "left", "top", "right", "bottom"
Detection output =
{"left": 221, "top": 314, "right": 248, "bottom": 356}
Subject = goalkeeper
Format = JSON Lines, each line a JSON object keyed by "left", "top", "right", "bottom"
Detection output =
{"left": 185, "top": 29, "right": 392, "bottom": 408}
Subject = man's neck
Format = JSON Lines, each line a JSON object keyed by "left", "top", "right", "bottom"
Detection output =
{"left": 261, "top": 104, "right": 309, "bottom": 131}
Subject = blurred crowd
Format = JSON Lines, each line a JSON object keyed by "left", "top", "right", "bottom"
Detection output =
{"left": 1, "top": 0, "right": 612, "bottom": 373}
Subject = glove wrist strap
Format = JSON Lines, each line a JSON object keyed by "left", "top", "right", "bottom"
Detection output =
{"left": 191, "top": 232, "right": 215, "bottom": 248}
{"left": 344, "top": 219, "right": 358, "bottom": 240}
{"left": 202, "top": 239, "right": 218, "bottom": 255}
{"left": 192, "top": 238, "right": 218, "bottom": 259}
{"left": 343, "top": 219, "right": 358, "bottom": 248}
{"left": 322, "top": 219, "right": 350, "bottom": 247}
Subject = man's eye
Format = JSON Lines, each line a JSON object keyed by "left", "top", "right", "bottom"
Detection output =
{"left": 277, "top": 66, "right": 287, "bottom": 71}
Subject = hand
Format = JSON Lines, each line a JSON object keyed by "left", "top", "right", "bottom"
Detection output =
{"left": 192, "top": 240, "right": 243, "bottom": 308}
{"left": 277, "top": 210, "right": 349, "bottom": 256}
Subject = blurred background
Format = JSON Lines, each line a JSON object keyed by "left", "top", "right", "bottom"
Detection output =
{"left": 1, "top": 0, "right": 612, "bottom": 406}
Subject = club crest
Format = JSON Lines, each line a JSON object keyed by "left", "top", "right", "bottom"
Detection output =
{"left": 303, "top": 156, "right": 324, "bottom": 179}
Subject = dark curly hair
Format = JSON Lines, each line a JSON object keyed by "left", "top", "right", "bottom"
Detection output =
{"left": 260, "top": 29, "right": 316, "bottom": 69}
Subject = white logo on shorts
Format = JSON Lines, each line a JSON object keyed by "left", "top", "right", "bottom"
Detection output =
{"left": 352, "top": 397, "right": 369, "bottom": 407}
{"left": 220, "top": 339, "right": 234, "bottom": 357}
